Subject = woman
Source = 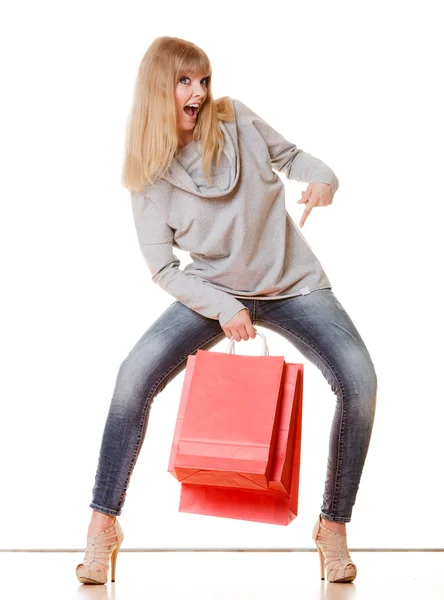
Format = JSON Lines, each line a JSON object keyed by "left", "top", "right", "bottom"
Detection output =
{"left": 76, "top": 36, "right": 377, "bottom": 585}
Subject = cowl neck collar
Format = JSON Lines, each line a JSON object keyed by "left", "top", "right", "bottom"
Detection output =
{"left": 162, "top": 119, "right": 240, "bottom": 198}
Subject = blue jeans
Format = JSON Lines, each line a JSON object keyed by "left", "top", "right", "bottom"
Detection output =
{"left": 90, "top": 289, "right": 377, "bottom": 523}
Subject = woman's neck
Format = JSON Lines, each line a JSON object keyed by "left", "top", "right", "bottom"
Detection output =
{"left": 178, "top": 134, "right": 195, "bottom": 150}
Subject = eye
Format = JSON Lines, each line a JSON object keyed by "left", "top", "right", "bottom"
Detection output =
{"left": 179, "top": 76, "right": 209, "bottom": 86}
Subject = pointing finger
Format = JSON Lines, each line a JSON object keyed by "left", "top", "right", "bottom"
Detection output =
{"left": 300, "top": 207, "right": 311, "bottom": 228}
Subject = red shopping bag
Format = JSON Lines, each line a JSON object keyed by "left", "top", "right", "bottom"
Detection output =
{"left": 168, "top": 333, "right": 285, "bottom": 490}
{"left": 178, "top": 361, "right": 304, "bottom": 526}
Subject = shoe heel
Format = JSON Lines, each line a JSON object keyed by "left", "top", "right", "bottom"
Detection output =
{"left": 111, "top": 541, "right": 122, "bottom": 582}
{"left": 316, "top": 545, "right": 325, "bottom": 580}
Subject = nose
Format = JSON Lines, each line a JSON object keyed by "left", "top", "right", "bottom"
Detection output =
{"left": 191, "top": 81, "right": 206, "bottom": 100}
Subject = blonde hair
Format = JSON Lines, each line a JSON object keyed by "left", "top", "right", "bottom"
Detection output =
{"left": 121, "top": 36, "right": 235, "bottom": 193}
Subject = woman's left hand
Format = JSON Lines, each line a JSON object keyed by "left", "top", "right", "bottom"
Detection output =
{"left": 297, "top": 182, "right": 334, "bottom": 228}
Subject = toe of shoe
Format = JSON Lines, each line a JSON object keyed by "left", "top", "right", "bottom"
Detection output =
{"left": 76, "top": 563, "right": 107, "bottom": 584}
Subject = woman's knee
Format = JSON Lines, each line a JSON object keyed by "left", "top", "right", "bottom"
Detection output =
{"left": 111, "top": 340, "right": 172, "bottom": 410}
{"left": 357, "top": 352, "right": 377, "bottom": 397}
{"left": 350, "top": 368, "right": 377, "bottom": 433}
{"left": 341, "top": 348, "right": 377, "bottom": 412}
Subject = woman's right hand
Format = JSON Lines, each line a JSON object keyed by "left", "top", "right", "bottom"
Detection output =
{"left": 222, "top": 308, "right": 257, "bottom": 342}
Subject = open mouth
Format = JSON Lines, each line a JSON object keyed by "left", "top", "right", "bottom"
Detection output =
{"left": 183, "top": 104, "right": 200, "bottom": 120}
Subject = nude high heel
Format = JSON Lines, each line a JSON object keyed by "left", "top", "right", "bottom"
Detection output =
{"left": 76, "top": 517, "right": 124, "bottom": 584}
{"left": 312, "top": 514, "right": 357, "bottom": 583}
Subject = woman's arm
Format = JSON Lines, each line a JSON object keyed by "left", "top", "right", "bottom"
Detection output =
{"left": 232, "top": 98, "right": 339, "bottom": 194}
{"left": 131, "top": 191, "right": 247, "bottom": 328}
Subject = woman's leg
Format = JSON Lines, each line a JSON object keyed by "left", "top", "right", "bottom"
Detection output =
{"left": 253, "top": 289, "right": 377, "bottom": 525}
{"left": 89, "top": 299, "right": 239, "bottom": 517}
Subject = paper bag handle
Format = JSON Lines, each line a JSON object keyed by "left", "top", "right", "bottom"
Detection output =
{"left": 225, "top": 331, "right": 270, "bottom": 356}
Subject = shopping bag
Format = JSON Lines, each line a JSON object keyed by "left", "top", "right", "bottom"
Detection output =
{"left": 178, "top": 351, "right": 304, "bottom": 526}
{"left": 168, "top": 332, "right": 286, "bottom": 489}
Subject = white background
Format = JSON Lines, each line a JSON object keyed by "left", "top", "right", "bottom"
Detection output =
{"left": 1, "top": 0, "right": 443, "bottom": 550}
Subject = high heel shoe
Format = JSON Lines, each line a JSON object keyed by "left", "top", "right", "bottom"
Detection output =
{"left": 312, "top": 514, "right": 357, "bottom": 583}
{"left": 76, "top": 517, "right": 124, "bottom": 584}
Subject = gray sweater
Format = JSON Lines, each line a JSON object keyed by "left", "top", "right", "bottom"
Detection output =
{"left": 131, "top": 98, "right": 339, "bottom": 328}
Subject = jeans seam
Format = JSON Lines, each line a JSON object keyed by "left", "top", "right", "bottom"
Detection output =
{"left": 260, "top": 317, "right": 346, "bottom": 519}
{"left": 252, "top": 300, "right": 258, "bottom": 321}
{"left": 332, "top": 397, "right": 346, "bottom": 518}
{"left": 118, "top": 331, "right": 224, "bottom": 508}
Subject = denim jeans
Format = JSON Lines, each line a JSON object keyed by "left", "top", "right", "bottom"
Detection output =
{"left": 90, "top": 289, "right": 377, "bottom": 523}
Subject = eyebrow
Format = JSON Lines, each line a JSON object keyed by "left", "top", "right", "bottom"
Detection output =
{"left": 181, "top": 73, "right": 210, "bottom": 79}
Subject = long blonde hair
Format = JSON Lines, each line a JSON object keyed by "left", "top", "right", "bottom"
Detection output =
{"left": 121, "top": 36, "right": 235, "bottom": 193}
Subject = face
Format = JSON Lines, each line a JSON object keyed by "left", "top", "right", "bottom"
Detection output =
{"left": 175, "top": 71, "right": 209, "bottom": 145}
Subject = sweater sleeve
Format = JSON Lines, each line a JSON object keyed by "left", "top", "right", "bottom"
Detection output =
{"left": 232, "top": 98, "right": 339, "bottom": 194}
{"left": 131, "top": 191, "right": 248, "bottom": 328}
